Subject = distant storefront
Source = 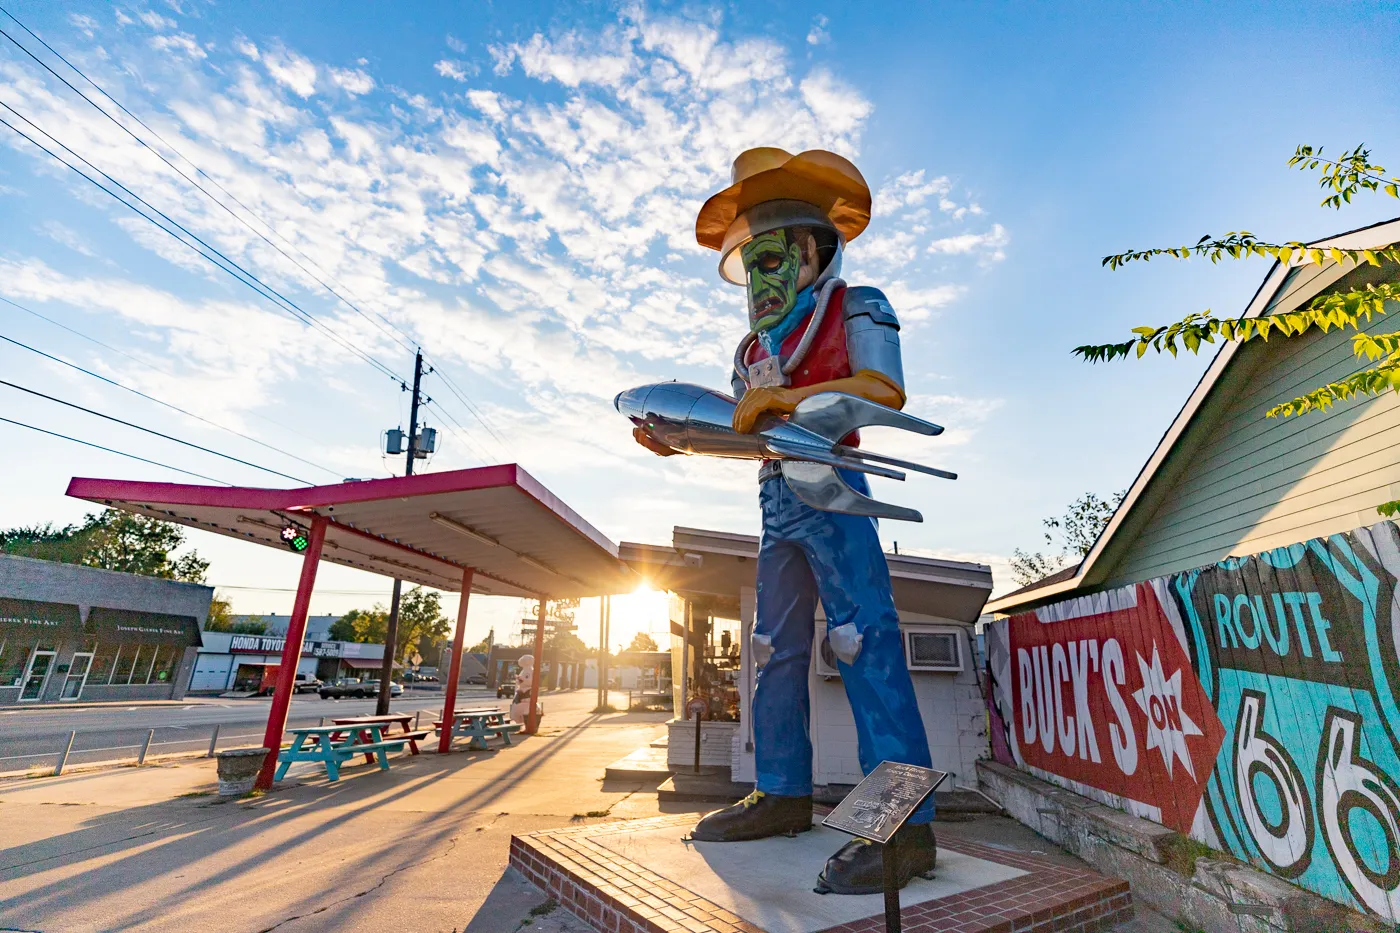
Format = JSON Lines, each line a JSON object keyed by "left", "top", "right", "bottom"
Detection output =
{"left": 0, "top": 554, "right": 210, "bottom": 705}
{"left": 189, "top": 629, "right": 389, "bottom": 694}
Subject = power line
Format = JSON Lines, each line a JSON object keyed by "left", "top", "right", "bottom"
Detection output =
{"left": 0, "top": 103, "right": 406, "bottom": 385}
{"left": 424, "top": 359, "right": 513, "bottom": 457}
{"left": 0, "top": 377, "right": 310, "bottom": 484}
{"left": 423, "top": 398, "right": 495, "bottom": 465}
{"left": 0, "top": 10, "right": 421, "bottom": 357}
{"left": 0, "top": 10, "right": 512, "bottom": 456}
{"left": 0, "top": 415, "right": 230, "bottom": 484}
{"left": 0, "top": 324, "right": 341, "bottom": 478}
{"left": 1, "top": 292, "right": 339, "bottom": 456}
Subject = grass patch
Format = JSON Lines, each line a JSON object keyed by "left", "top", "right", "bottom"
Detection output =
{"left": 1172, "top": 921, "right": 1206, "bottom": 933}
{"left": 1158, "top": 833, "right": 1222, "bottom": 876}
{"left": 240, "top": 788, "right": 267, "bottom": 799}
{"left": 591, "top": 704, "right": 618, "bottom": 714}
{"left": 177, "top": 790, "right": 214, "bottom": 798}
{"left": 529, "top": 900, "right": 557, "bottom": 917}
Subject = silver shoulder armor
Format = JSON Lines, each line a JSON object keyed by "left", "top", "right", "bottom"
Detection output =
{"left": 843, "top": 285, "right": 904, "bottom": 393}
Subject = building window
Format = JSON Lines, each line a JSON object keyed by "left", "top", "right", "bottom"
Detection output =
{"left": 149, "top": 646, "right": 178, "bottom": 684}
{"left": 111, "top": 645, "right": 135, "bottom": 685}
{"left": 89, "top": 644, "right": 117, "bottom": 685}
{"left": 0, "top": 640, "right": 29, "bottom": 688}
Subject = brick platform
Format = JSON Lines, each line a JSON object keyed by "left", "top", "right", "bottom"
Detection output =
{"left": 510, "top": 814, "right": 1133, "bottom": 933}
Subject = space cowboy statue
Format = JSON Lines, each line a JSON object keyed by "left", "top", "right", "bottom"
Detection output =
{"left": 616, "top": 148, "right": 955, "bottom": 895}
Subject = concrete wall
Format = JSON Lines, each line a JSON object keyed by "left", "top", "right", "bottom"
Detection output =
{"left": 986, "top": 516, "right": 1400, "bottom": 924}
{"left": 1107, "top": 263, "right": 1400, "bottom": 586}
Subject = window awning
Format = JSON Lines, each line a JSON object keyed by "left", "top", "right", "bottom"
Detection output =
{"left": 340, "top": 657, "right": 401, "bottom": 669}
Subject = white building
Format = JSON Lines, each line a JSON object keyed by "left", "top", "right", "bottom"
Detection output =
{"left": 188, "top": 615, "right": 389, "bottom": 694}
{"left": 620, "top": 527, "right": 993, "bottom": 791}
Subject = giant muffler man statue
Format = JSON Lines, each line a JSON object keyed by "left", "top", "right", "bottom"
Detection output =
{"left": 622, "top": 148, "right": 951, "bottom": 895}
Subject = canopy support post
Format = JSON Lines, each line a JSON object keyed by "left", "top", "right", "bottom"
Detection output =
{"left": 255, "top": 514, "right": 328, "bottom": 792}
{"left": 437, "top": 567, "right": 474, "bottom": 754}
{"left": 527, "top": 596, "right": 546, "bottom": 734}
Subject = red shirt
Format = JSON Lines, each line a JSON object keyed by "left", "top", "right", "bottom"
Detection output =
{"left": 743, "top": 284, "right": 859, "bottom": 446}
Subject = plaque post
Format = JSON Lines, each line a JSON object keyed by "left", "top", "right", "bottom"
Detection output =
{"left": 882, "top": 837, "right": 901, "bottom": 933}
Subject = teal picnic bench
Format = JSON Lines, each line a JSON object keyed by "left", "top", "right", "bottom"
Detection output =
{"left": 434, "top": 709, "right": 525, "bottom": 751}
{"left": 275, "top": 724, "right": 407, "bottom": 782}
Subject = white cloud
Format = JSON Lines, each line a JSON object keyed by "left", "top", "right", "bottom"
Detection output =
{"left": 807, "top": 15, "right": 830, "bottom": 46}
{"left": 68, "top": 14, "right": 99, "bottom": 37}
{"left": 329, "top": 67, "right": 375, "bottom": 96}
{"left": 927, "top": 223, "right": 1008, "bottom": 261}
{"left": 151, "top": 33, "right": 205, "bottom": 59}
{"left": 434, "top": 59, "right": 471, "bottom": 82}
{"left": 263, "top": 47, "right": 317, "bottom": 97}
{"left": 39, "top": 221, "right": 98, "bottom": 258}
{"left": 139, "top": 11, "right": 177, "bottom": 31}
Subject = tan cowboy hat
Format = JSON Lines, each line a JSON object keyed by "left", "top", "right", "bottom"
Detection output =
{"left": 696, "top": 147, "right": 872, "bottom": 276}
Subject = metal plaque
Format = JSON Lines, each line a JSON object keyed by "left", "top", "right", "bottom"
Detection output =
{"left": 822, "top": 761, "right": 947, "bottom": 845}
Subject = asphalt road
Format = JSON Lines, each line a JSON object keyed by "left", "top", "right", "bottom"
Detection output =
{"left": 0, "top": 688, "right": 504, "bottom": 770}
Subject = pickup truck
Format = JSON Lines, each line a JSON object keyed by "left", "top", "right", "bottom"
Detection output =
{"left": 318, "top": 677, "right": 403, "bottom": 699}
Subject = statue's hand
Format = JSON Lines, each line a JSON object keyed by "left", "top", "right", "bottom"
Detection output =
{"left": 633, "top": 426, "right": 679, "bottom": 457}
{"left": 733, "top": 385, "right": 800, "bottom": 434}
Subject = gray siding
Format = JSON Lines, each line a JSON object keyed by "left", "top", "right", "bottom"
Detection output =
{"left": 1106, "top": 263, "right": 1400, "bottom": 585}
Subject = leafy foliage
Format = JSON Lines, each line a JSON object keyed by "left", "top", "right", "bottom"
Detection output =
{"left": 0, "top": 508, "right": 208, "bottom": 582}
{"left": 1076, "top": 144, "right": 1400, "bottom": 515}
{"left": 1010, "top": 491, "right": 1125, "bottom": 587}
{"left": 202, "top": 596, "right": 267, "bottom": 634}
{"left": 1289, "top": 144, "right": 1400, "bottom": 209}
{"left": 625, "top": 632, "right": 659, "bottom": 653}
{"left": 329, "top": 586, "right": 451, "bottom": 660}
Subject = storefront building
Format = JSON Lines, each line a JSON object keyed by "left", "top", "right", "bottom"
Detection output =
{"left": 983, "top": 219, "right": 1400, "bottom": 925}
{"left": 0, "top": 553, "right": 209, "bottom": 705}
{"left": 189, "top": 626, "right": 389, "bottom": 694}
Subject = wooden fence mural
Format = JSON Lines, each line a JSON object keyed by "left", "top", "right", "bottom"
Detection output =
{"left": 986, "top": 519, "right": 1400, "bottom": 922}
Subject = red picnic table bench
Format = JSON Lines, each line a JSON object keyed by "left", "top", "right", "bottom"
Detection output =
{"left": 330, "top": 714, "right": 433, "bottom": 763}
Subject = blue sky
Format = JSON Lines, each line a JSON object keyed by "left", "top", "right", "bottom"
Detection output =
{"left": 1, "top": 1, "right": 1398, "bottom": 647}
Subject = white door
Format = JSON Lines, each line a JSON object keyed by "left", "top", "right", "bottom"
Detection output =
{"left": 19, "top": 650, "right": 55, "bottom": 702}
{"left": 60, "top": 653, "right": 93, "bottom": 700}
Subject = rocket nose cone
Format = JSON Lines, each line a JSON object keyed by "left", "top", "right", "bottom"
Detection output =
{"left": 614, "top": 385, "right": 649, "bottom": 417}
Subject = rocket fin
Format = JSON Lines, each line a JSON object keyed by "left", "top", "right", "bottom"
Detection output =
{"left": 789, "top": 392, "right": 943, "bottom": 443}
{"left": 780, "top": 461, "right": 924, "bottom": 522}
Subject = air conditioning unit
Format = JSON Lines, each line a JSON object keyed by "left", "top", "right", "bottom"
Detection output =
{"left": 814, "top": 629, "right": 841, "bottom": 679}
{"left": 904, "top": 627, "right": 963, "bottom": 673}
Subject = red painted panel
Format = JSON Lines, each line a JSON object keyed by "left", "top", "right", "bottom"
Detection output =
{"left": 1008, "top": 582, "right": 1226, "bottom": 833}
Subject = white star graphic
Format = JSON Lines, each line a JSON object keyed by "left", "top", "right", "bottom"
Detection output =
{"left": 1131, "top": 645, "right": 1204, "bottom": 780}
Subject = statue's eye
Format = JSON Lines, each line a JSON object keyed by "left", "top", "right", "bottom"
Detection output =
{"left": 758, "top": 255, "right": 782, "bottom": 272}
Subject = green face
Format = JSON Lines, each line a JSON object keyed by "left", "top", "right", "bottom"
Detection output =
{"left": 742, "top": 229, "right": 804, "bottom": 333}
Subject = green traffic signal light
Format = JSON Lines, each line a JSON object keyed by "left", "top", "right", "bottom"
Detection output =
{"left": 281, "top": 524, "right": 310, "bottom": 553}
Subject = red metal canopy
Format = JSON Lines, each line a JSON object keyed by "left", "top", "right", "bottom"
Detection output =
{"left": 67, "top": 464, "right": 637, "bottom": 789}
{"left": 66, "top": 464, "right": 636, "bottom": 599}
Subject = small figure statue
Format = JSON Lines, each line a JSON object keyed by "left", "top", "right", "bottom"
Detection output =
{"left": 628, "top": 148, "right": 939, "bottom": 894}
{"left": 509, "top": 655, "right": 539, "bottom": 725}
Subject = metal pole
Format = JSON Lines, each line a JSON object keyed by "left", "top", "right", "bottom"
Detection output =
{"left": 380, "top": 349, "right": 425, "bottom": 715}
{"left": 55, "top": 730, "right": 76, "bottom": 776}
{"left": 693, "top": 707, "right": 702, "bottom": 774}
{"left": 882, "top": 840, "right": 901, "bottom": 933}
{"left": 602, "top": 594, "right": 611, "bottom": 708}
{"left": 138, "top": 729, "right": 155, "bottom": 766}
{"left": 414, "top": 709, "right": 422, "bottom": 731}
{"left": 437, "top": 568, "right": 475, "bottom": 754}
{"left": 206, "top": 724, "right": 220, "bottom": 758}
{"left": 597, "top": 597, "right": 605, "bottom": 709}
{"left": 526, "top": 596, "right": 546, "bottom": 734}
{"left": 255, "top": 513, "right": 329, "bottom": 791}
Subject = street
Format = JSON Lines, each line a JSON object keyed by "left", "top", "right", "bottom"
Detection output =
{"left": 0, "top": 689, "right": 496, "bottom": 773}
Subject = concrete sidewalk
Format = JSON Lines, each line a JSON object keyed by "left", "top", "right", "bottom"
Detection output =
{"left": 0, "top": 690, "right": 674, "bottom": 933}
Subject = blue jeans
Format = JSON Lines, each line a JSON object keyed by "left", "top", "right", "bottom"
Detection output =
{"left": 752, "top": 472, "right": 935, "bottom": 823}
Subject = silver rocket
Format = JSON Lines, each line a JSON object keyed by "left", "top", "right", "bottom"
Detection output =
{"left": 614, "top": 382, "right": 955, "bottom": 522}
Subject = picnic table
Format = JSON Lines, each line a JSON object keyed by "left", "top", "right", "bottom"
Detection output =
{"left": 330, "top": 714, "right": 432, "bottom": 760}
{"left": 274, "top": 724, "right": 406, "bottom": 782}
{"left": 434, "top": 707, "right": 524, "bottom": 751}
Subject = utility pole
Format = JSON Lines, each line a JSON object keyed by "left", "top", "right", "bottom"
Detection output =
{"left": 377, "top": 349, "right": 426, "bottom": 715}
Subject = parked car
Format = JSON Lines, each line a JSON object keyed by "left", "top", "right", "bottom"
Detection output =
{"left": 401, "top": 670, "right": 438, "bottom": 683}
{"left": 294, "top": 673, "right": 323, "bottom": 694}
{"left": 465, "top": 673, "right": 486, "bottom": 685}
{"left": 319, "top": 678, "right": 403, "bottom": 699}
{"left": 496, "top": 679, "right": 516, "bottom": 699}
